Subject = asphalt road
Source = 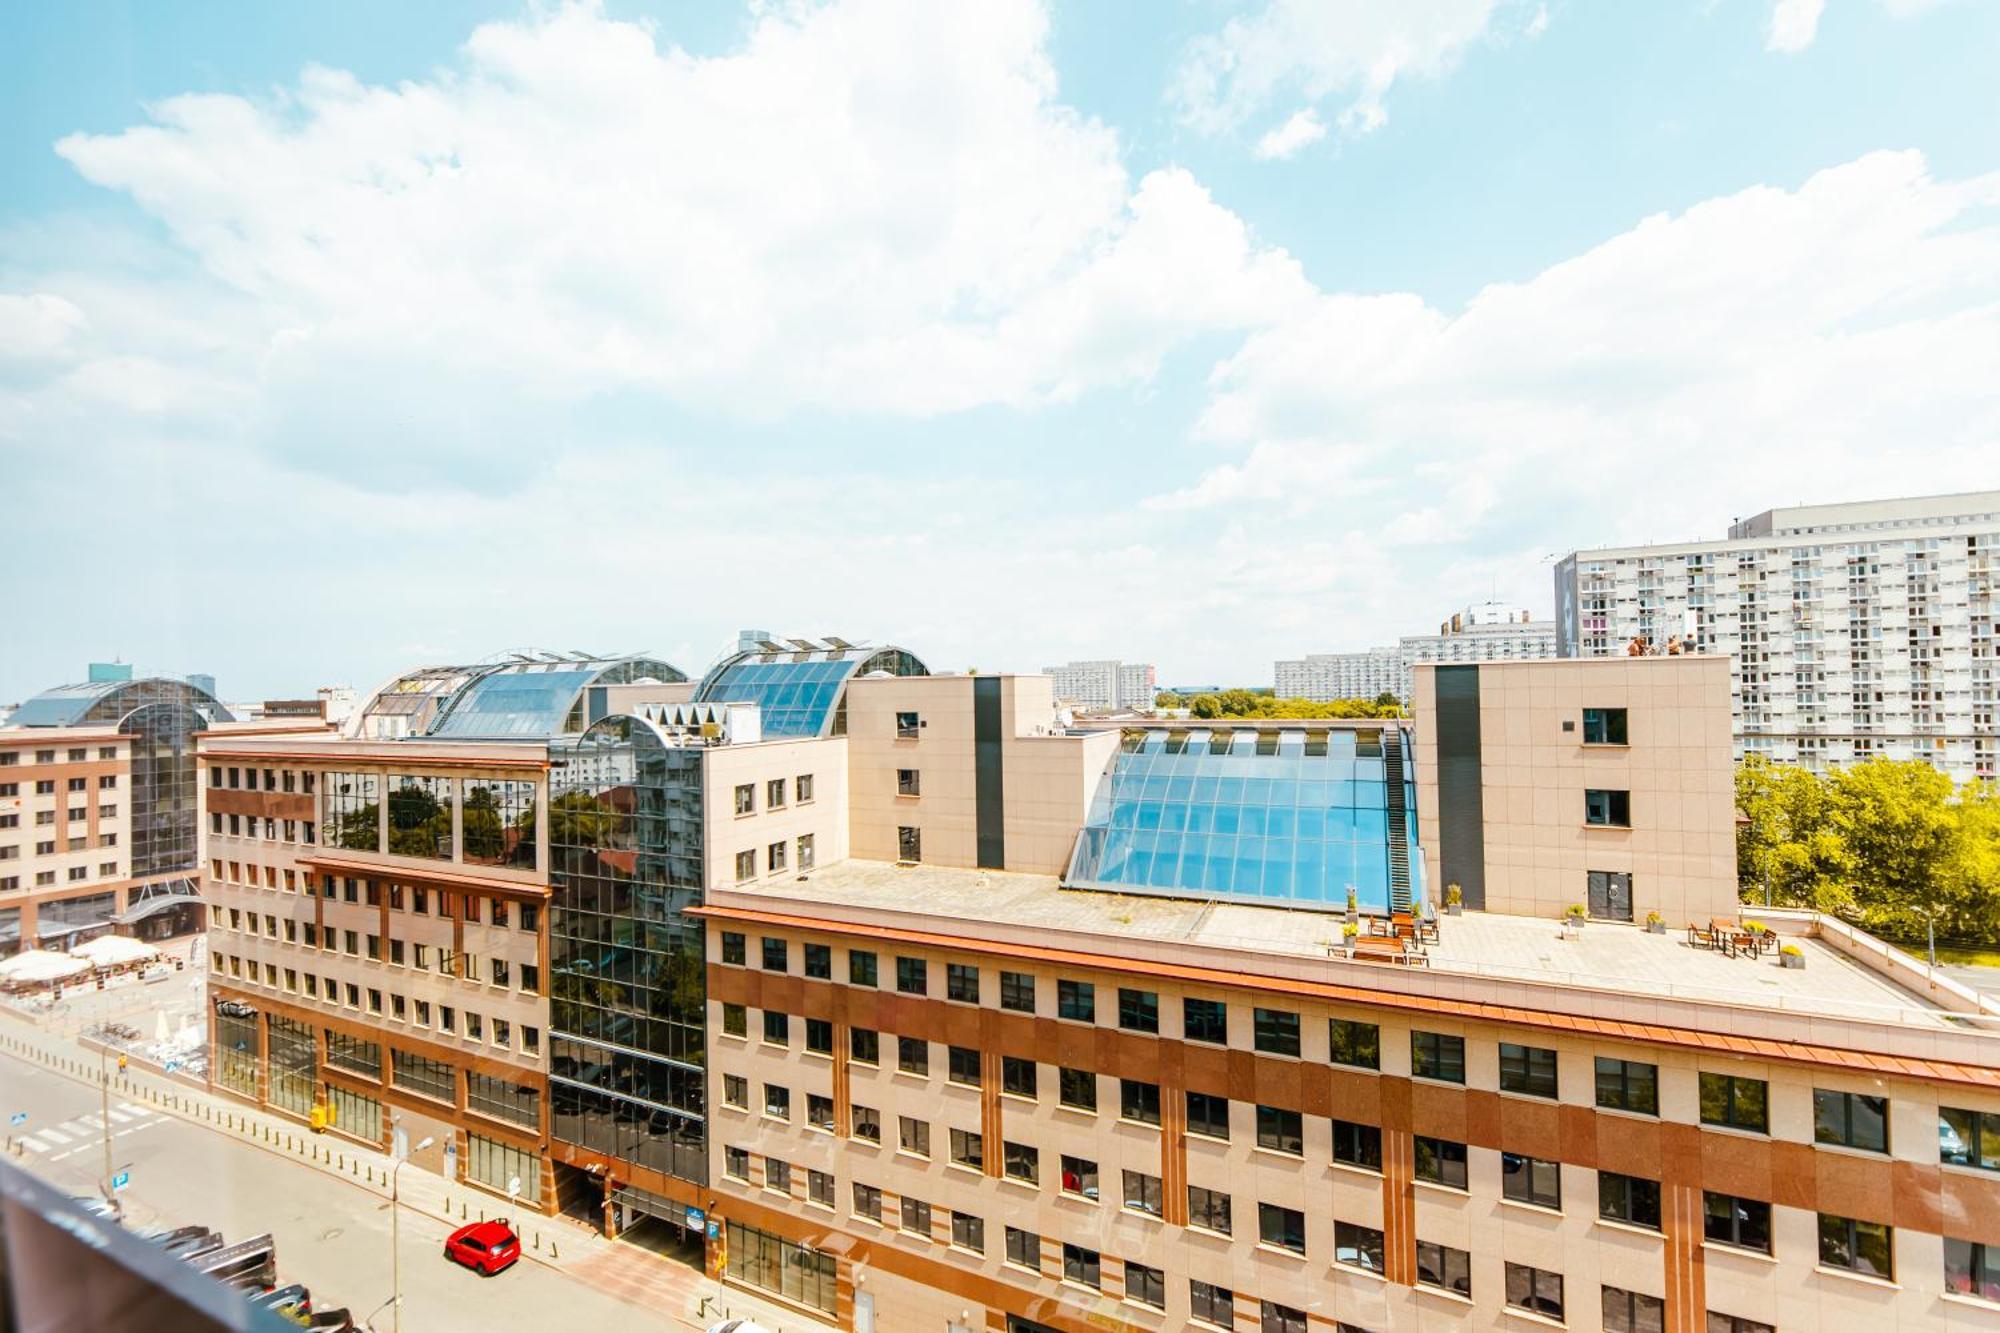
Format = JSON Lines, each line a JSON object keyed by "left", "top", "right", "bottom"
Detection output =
{"left": 1, "top": 1051, "right": 664, "bottom": 1332}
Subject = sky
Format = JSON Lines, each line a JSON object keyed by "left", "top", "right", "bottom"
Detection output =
{"left": 2, "top": 0, "right": 1997, "bottom": 703}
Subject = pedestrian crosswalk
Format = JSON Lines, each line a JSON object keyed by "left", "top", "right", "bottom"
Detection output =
{"left": 14, "top": 1102, "right": 160, "bottom": 1161}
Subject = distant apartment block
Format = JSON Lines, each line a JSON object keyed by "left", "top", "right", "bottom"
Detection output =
{"left": 1277, "top": 603, "right": 1557, "bottom": 702}
{"left": 1041, "top": 660, "right": 1157, "bottom": 711}
{"left": 1554, "top": 490, "right": 2000, "bottom": 781}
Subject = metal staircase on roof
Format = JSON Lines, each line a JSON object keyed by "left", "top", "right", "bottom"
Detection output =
{"left": 1383, "top": 726, "right": 1413, "bottom": 912}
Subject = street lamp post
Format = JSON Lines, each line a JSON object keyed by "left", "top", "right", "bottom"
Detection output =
{"left": 390, "top": 1134, "right": 435, "bottom": 1333}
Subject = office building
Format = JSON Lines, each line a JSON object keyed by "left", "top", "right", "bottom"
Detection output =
{"left": 1, "top": 672, "right": 236, "bottom": 953}
{"left": 1554, "top": 490, "right": 2000, "bottom": 780}
{"left": 1040, "top": 661, "right": 1157, "bottom": 713}
{"left": 199, "top": 638, "right": 2000, "bottom": 1333}
{"left": 1276, "top": 603, "right": 1557, "bottom": 704}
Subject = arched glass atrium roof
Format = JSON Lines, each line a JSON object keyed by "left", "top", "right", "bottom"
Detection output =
{"left": 351, "top": 654, "right": 686, "bottom": 740}
{"left": 9, "top": 677, "right": 234, "bottom": 728}
{"left": 1064, "top": 723, "right": 1422, "bottom": 911}
{"left": 694, "top": 639, "right": 928, "bottom": 739}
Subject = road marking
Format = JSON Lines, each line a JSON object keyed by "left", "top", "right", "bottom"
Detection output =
{"left": 107, "top": 1108, "right": 134, "bottom": 1124}
{"left": 48, "top": 1122, "right": 158, "bottom": 1163}
{"left": 20, "top": 1135, "right": 50, "bottom": 1154}
{"left": 40, "top": 1128, "right": 71, "bottom": 1145}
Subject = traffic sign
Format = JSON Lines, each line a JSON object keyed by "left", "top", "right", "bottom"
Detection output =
{"left": 9, "top": 1112, "right": 25, "bottom": 1127}
{"left": 684, "top": 1206, "right": 704, "bottom": 1230}
{"left": 110, "top": 1171, "right": 130, "bottom": 1192}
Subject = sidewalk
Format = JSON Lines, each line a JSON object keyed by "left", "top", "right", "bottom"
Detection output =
{"left": 0, "top": 1010, "right": 835, "bottom": 1333}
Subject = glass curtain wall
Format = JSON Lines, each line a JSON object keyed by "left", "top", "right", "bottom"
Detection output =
{"left": 266, "top": 1015, "right": 316, "bottom": 1116}
{"left": 548, "top": 716, "right": 708, "bottom": 1183}
{"left": 214, "top": 1005, "right": 258, "bottom": 1097}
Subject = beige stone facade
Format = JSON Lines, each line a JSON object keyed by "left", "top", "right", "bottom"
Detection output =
{"left": 1412, "top": 655, "right": 1740, "bottom": 925}
{"left": 0, "top": 726, "right": 132, "bottom": 951}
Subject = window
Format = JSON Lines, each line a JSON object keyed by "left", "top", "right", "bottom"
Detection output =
{"left": 1186, "top": 1090, "right": 1229, "bottom": 1140}
{"left": 895, "top": 711, "right": 920, "bottom": 739}
{"left": 897, "top": 1036, "right": 929, "bottom": 1076}
{"left": 946, "top": 962, "right": 979, "bottom": 1003}
{"left": 1260, "top": 1302, "right": 1306, "bottom": 1333}
{"left": 1184, "top": 997, "right": 1227, "bottom": 1044}
{"left": 1814, "top": 1089, "right": 1888, "bottom": 1153}
{"left": 734, "top": 849, "right": 755, "bottom": 881}
{"left": 1942, "top": 1106, "right": 2000, "bottom": 1169}
{"left": 1058, "top": 1067, "right": 1097, "bottom": 1112}
{"left": 1252, "top": 1007, "right": 1300, "bottom": 1056}
{"left": 849, "top": 949, "right": 877, "bottom": 987}
{"left": 1256, "top": 1105, "right": 1302, "bottom": 1155}
{"left": 897, "top": 768, "right": 920, "bottom": 796}
{"left": 723, "top": 1074, "right": 748, "bottom": 1108}
{"left": 1499, "top": 1043, "right": 1559, "bottom": 1098}
{"left": 1506, "top": 1263, "right": 1565, "bottom": 1321}
{"left": 1703, "top": 1193, "right": 1772, "bottom": 1253}
{"left": 805, "top": 1018, "right": 833, "bottom": 1055}
{"left": 1059, "top": 1154, "right": 1099, "bottom": 1199}
{"left": 1183, "top": 1180, "right": 1235, "bottom": 1233}
{"left": 1415, "top": 1136, "right": 1468, "bottom": 1190}
{"left": 852, "top": 1182, "right": 882, "bottom": 1221}
{"left": 1258, "top": 1203, "right": 1305, "bottom": 1254}
{"left": 1327, "top": 1018, "right": 1381, "bottom": 1069}
{"left": 1706, "top": 1315, "right": 1774, "bottom": 1333}
{"left": 1582, "top": 707, "right": 1629, "bottom": 744}
{"left": 766, "top": 777, "right": 786, "bottom": 808}
{"left": 804, "top": 942, "right": 831, "bottom": 978}
{"left": 762, "top": 1010, "right": 789, "bottom": 1045}
{"left": 466, "top": 1073, "right": 537, "bottom": 1128}
{"left": 1001, "top": 1056, "right": 1037, "bottom": 1098}
{"left": 1334, "top": 1220, "right": 1385, "bottom": 1273}
{"left": 722, "top": 1003, "right": 747, "bottom": 1037}
{"left": 1004, "top": 1226, "right": 1039, "bottom": 1270}
{"left": 1699, "top": 1073, "right": 1769, "bottom": 1133}
{"left": 900, "top": 1196, "right": 931, "bottom": 1236}
{"left": 1417, "top": 1240, "right": 1472, "bottom": 1298}
{"left": 1003, "top": 1140, "right": 1038, "bottom": 1184}
{"left": 390, "top": 1050, "right": 456, "bottom": 1102}
{"left": 895, "top": 955, "right": 927, "bottom": 995}
{"left": 1124, "top": 1261, "right": 1165, "bottom": 1309}
{"left": 734, "top": 783, "right": 754, "bottom": 815}
{"left": 797, "top": 832, "right": 815, "bottom": 869}
{"left": 1588, "top": 869, "right": 1635, "bottom": 921}
{"left": 949, "top": 1128, "right": 984, "bottom": 1170}
{"left": 763, "top": 1084, "right": 791, "bottom": 1119}
{"left": 1057, "top": 979, "right": 1095, "bottom": 1021}
{"left": 897, "top": 825, "right": 921, "bottom": 861}
{"left": 850, "top": 1027, "right": 879, "bottom": 1064}
{"left": 1061, "top": 1243, "right": 1100, "bottom": 1289}
{"left": 1818, "top": 1213, "right": 1893, "bottom": 1278}
{"left": 724, "top": 1147, "right": 749, "bottom": 1180}
{"left": 950, "top": 1211, "right": 984, "bottom": 1253}
{"left": 1117, "top": 987, "right": 1159, "bottom": 1033}
{"left": 1600, "top": 1172, "right": 1662, "bottom": 1229}
{"left": 808, "top": 1170, "right": 834, "bottom": 1207}
{"left": 1411, "top": 1031, "right": 1465, "bottom": 1083}
{"left": 1595, "top": 1057, "right": 1659, "bottom": 1115}
{"left": 1945, "top": 1238, "right": 2000, "bottom": 1303}
{"left": 1000, "top": 970, "right": 1035, "bottom": 1012}
{"left": 1586, "top": 788, "right": 1632, "bottom": 827}
{"left": 1503, "top": 1152, "right": 1562, "bottom": 1210}
{"left": 767, "top": 840, "right": 786, "bottom": 872}
{"left": 1602, "top": 1286, "right": 1664, "bottom": 1333}
{"left": 764, "top": 1159, "right": 791, "bottom": 1193}
{"left": 1120, "top": 1079, "right": 1161, "bottom": 1126}
{"left": 1331, "top": 1119, "right": 1382, "bottom": 1171}
{"left": 898, "top": 1116, "right": 930, "bottom": 1157}
{"left": 852, "top": 1105, "right": 881, "bottom": 1143}
{"left": 1122, "top": 1169, "right": 1163, "bottom": 1217}
{"left": 947, "top": 1046, "right": 982, "bottom": 1087}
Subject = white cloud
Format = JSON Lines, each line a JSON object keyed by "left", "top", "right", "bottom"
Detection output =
{"left": 1253, "top": 109, "right": 1329, "bottom": 161}
{"left": 1768, "top": 0, "right": 1827, "bottom": 51}
{"left": 0, "top": 293, "right": 86, "bottom": 363}
{"left": 1172, "top": 0, "right": 1506, "bottom": 142}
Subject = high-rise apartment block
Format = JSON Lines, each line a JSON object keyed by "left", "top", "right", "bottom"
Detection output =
{"left": 1276, "top": 603, "right": 1558, "bottom": 703}
{"left": 194, "top": 637, "right": 2000, "bottom": 1333}
{"left": 1040, "top": 661, "right": 1157, "bottom": 712}
{"left": 1554, "top": 490, "right": 2000, "bottom": 781}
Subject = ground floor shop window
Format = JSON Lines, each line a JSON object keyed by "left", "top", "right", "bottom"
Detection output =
{"left": 214, "top": 1005, "right": 258, "bottom": 1097}
{"left": 467, "top": 1133, "right": 540, "bottom": 1204}
{"left": 724, "top": 1220, "right": 836, "bottom": 1314}
{"left": 266, "top": 1015, "right": 315, "bottom": 1116}
{"left": 326, "top": 1084, "right": 382, "bottom": 1145}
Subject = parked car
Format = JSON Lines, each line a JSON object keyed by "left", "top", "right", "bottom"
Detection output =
{"left": 443, "top": 1219, "right": 520, "bottom": 1276}
{"left": 706, "top": 1323, "right": 774, "bottom": 1333}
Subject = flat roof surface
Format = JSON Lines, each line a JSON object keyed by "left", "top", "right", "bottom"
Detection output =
{"left": 744, "top": 859, "right": 1959, "bottom": 1027}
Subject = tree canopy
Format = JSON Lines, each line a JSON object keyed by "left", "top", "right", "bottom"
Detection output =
{"left": 1736, "top": 755, "right": 2000, "bottom": 942}
{"left": 1179, "top": 688, "right": 1406, "bottom": 719}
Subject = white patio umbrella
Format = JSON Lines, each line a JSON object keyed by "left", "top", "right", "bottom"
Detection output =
{"left": 0, "top": 949, "right": 91, "bottom": 985}
{"left": 70, "top": 935, "right": 160, "bottom": 968}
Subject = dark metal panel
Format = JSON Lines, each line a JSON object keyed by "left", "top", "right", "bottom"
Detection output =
{"left": 974, "top": 676, "right": 1005, "bottom": 869}
{"left": 1434, "top": 666, "right": 1486, "bottom": 910}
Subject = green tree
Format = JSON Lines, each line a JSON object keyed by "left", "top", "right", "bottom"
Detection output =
{"left": 1154, "top": 691, "right": 1182, "bottom": 709}
{"left": 1829, "top": 757, "right": 1966, "bottom": 940}
{"left": 1188, "top": 693, "right": 1221, "bottom": 719}
{"left": 1734, "top": 756, "right": 1849, "bottom": 911}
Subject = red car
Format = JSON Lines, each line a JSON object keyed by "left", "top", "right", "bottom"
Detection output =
{"left": 443, "top": 1220, "right": 520, "bottom": 1276}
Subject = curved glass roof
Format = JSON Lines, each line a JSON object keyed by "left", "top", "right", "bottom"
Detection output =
{"left": 1065, "top": 724, "right": 1422, "bottom": 911}
{"left": 352, "top": 654, "right": 686, "bottom": 740}
{"left": 694, "top": 642, "right": 927, "bottom": 739}
{"left": 9, "top": 677, "right": 234, "bottom": 729}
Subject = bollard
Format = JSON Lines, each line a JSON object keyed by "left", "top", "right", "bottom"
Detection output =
{"left": 550, "top": 1240, "right": 558, "bottom": 1258}
{"left": 460, "top": 1202, "right": 467, "bottom": 1220}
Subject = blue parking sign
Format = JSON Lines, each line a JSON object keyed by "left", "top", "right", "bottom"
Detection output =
{"left": 110, "top": 1171, "right": 130, "bottom": 1192}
